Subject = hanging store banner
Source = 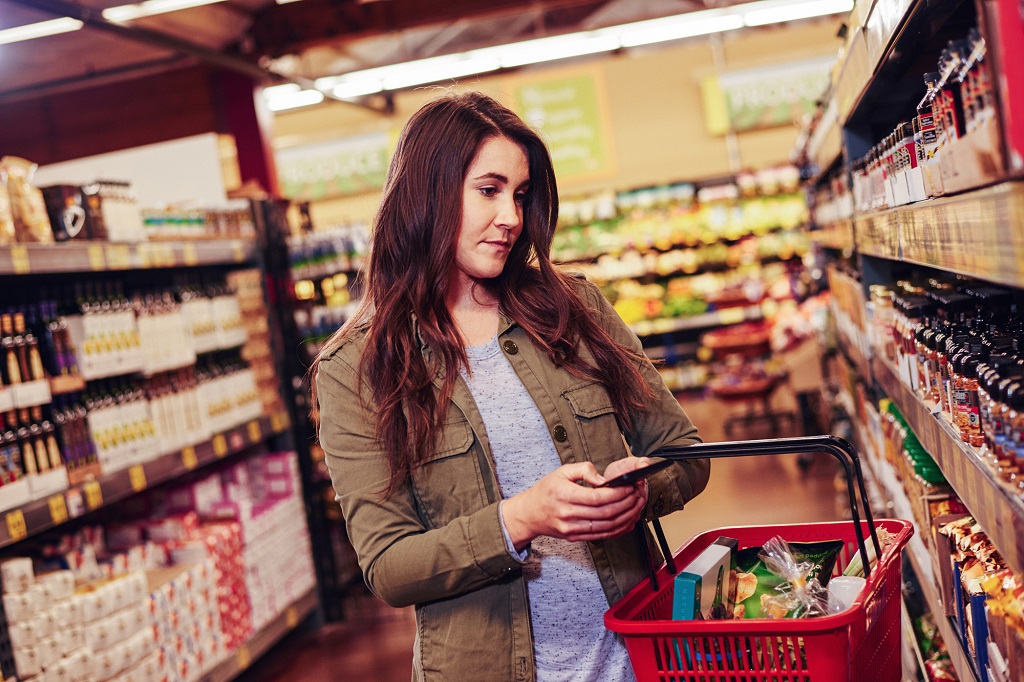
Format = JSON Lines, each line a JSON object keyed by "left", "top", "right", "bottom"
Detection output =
{"left": 700, "top": 55, "right": 835, "bottom": 135}
{"left": 276, "top": 131, "right": 390, "bottom": 201}
{"left": 513, "top": 70, "right": 617, "bottom": 184}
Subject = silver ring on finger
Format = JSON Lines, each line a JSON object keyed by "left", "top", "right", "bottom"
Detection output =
{"left": 589, "top": 519, "right": 594, "bottom": 533}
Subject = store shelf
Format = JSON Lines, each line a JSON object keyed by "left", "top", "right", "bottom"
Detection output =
{"left": 0, "top": 240, "right": 257, "bottom": 275}
{"left": 873, "top": 356, "right": 1024, "bottom": 578}
{"left": 853, "top": 209, "right": 899, "bottom": 260}
{"left": 897, "top": 182, "right": 1024, "bottom": 288}
{"left": 854, "top": 414, "right": 980, "bottom": 682}
{"left": 809, "top": 219, "right": 855, "bottom": 252}
{"left": 851, "top": 182, "right": 1024, "bottom": 288}
{"left": 806, "top": 101, "right": 842, "bottom": 178}
{"left": 204, "top": 587, "right": 318, "bottom": 682}
{"left": 629, "top": 303, "right": 765, "bottom": 337}
{"left": 0, "top": 410, "right": 292, "bottom": 549}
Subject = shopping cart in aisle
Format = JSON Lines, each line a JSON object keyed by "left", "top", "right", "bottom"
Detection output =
{"left": 606, "top": 435, "right": 914, "bottom": 682}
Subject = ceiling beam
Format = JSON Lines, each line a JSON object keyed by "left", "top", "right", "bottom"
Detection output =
{"left": 248, "top": 0, "right": 611, "bottom": 58}
{"left": 3, "top": 0, "right": 390, "bottom": 113}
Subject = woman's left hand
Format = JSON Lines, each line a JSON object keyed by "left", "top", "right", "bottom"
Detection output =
{"left": 598, "top": 457, "right": 653, "bottom": 534}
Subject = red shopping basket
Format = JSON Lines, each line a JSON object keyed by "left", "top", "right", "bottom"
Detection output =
{"left": 606, "top": 436, "right": 914, "bottom": 682}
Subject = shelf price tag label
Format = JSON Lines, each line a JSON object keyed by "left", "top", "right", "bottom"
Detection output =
{"left": 105, "top": 244, "right": 131, "bottom": 270}
{"left": 84, "top": 481, "right": 103, "bottom": 510}
{"left": 6, "top": 510, "right": 27, "bottom": 542}
{"left": 231, "top": 240, "right": 246, "bottom": 262}
{"left": 286, "top": 606, "right": 298, "bottom": 628}
{"left": 48, "top": 494, "right": 69, "bottom": 525}
{"left": 182, "top": 446, "right": 198, "bottom": 470}
{"left": 270, "top": 412, "right": 289, "bottom": 432}
{"left": 11, "top": 246, "right": 30, "bottom": 274}
{"left": 717, "top": 308, "right": 746, "bottom": 325}
{"left": 183, "top": 243, "right": 199, "bottom": 266}
{"left": 213, "top": 434, "right": 228, "bottom": 458}
{"left": 136, "top": 243, "right": 152, "bottom": 269}
{"left": 87, "top": 244, "right": 105, "bottom": 271}
{"left": 247, "top": 420, "right": 261, "bottom": 443}
{"left": 236, "top": 645, "right": 251, "bottom": 670}
{"left": 129, "top": 465, "right": 147, "bottom": 492}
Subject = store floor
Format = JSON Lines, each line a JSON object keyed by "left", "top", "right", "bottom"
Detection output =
{"left": 239, "top": 388, "right": 841, "bottom": 682}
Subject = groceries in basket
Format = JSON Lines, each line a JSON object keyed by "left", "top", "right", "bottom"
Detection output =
{"left": 671, "top": 537, "right": 738, "bottom": 621}
{"left": 731, "top": 537, "right": 843, "bottom": 619}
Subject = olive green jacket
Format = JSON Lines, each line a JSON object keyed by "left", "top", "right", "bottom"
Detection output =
{"left": 315, "top": 279, "right": 709, "bottom": 682}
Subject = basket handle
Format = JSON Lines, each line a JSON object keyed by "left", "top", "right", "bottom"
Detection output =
{"left": 642, "top": 435, "right": 882, "bottom": 586}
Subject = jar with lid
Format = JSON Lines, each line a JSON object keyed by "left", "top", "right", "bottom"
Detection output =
{"left": 956, "top": 354, "right": 983, "bottom": 445}
{"left": 1004, "top": 382, "right": 1024, "bottom": 494}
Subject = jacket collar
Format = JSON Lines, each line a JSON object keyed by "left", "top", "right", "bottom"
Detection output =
{"left": 411, "top": 309, "right": 517, "bottom": 350}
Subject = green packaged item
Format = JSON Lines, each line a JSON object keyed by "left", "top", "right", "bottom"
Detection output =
{"left": 733, "top": 539, "right": 844, "bottom": 619}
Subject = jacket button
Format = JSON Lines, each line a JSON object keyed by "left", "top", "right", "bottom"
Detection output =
{"left": 552, "top": 425, "right": 568, "bottom": 442}
{"left": 502, "top": 339, "right": 519, "bottom": 355}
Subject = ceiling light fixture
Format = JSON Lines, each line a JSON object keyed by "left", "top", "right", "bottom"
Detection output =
{"left": 265, "top": 88, "right": 324, "bottom": 112}
{"left": 269, "top": 0, "right": 851, "bottom": 112}
{"left": 743, "top": 0, "right": 853, "bottom": 26}
{"left": 102, "top": 0, "right": 227, "bottom": 23}
{"left": 0, "top": 17, "right": 83, "bottom": 45}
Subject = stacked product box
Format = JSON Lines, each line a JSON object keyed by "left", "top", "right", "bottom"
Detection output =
{"left": 1, "top": 560, "right": 161, "bottom": 682}
{"left": 167, "top": 522, "right": 252, "bottom": 652}
{"left": 207, "top": 453, "right": 316, "bottom": 630}
{"left": 0, "top": 452, "right": 314, "bottom": 682}
{"left": 227, "top": 269, "right": 286, "bottom": 418}
{"left": 146, "top": 560, "right": 224, "bottom": 682}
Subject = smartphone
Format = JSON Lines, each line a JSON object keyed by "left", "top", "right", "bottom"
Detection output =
{"left": 598, "top": 459, "right": 675, "bottom": 487}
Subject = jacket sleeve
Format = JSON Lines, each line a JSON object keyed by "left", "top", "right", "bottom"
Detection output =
{"left": 577, "top": 279, "right": 710, "bottom": 519}
{"left": 316, "top": 351, "right": 522, "bottom": 609}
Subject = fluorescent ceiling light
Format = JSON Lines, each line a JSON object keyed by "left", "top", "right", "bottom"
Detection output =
{"left": 266, "top": 89, "right": 324, "bottom": 111}
{"left": 615, "top": 10, "right": 745, "bottom": 47}
{"left": 491, "top": 33, "right": 620, "bottom": 68}
{"left": 744, "top": 0, "right": 853, "bottom": 26}
{"left": 103, "top": 0, "right": 225, "bottom": 22}
{"left": 269, "top": 0, "right": 849, "bottom": 110}
{"left": 0, "top": 17, "right": 83, "bottom": 45}
{"left": 263, "top": 83, "right": 301, "bottom": 99}
{"left": 382, "top": 54, "right": 501, "bottom": 89}
{"left": 331, "top": 79, "right": 383, "bottom": 99}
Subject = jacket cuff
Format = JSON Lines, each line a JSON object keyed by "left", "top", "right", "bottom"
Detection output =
{"left": 468, "top": 502, "right": 529, "bottom": 578}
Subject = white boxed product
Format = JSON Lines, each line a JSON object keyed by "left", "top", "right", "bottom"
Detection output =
{"left": 64, "top": 625, "right": 86, "bottom": 655}
{"left": 37, "top": 608, "right": 57, "bottom": 638}
{"left": 39, "top": 636, "right": 61, "bottom": 669}
{"left": 2, "top": 557, "right": 35, "bottom": 593}
{"left": 40, "top": 571, "right": 75, "bottom": 602}
{"left": 14, "top": 645, "right": 42, "bottom": 678}
{"left": 92, "top": 648, "right": 118, "bottom": 681}
{"left": 3, "top": 589, "right": 36, "bottom": 623}
{"left": 30, "top": 583, "right": 53, "bottom": 612}
{"left": 66, "top": 648, "right": 95, "bottom": 682}
{"left": 10, "top": 617, "right": 43, "bottom": 649}
{"left": 65, "top": 593, "right": 86, "bottom": 625}
{"left": 47, "top": 658, "right": 72, "bottom": 682}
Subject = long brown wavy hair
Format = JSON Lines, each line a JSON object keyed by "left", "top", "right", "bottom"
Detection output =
{"left": 311, "top": 91, "right": 655, "bottom": 496}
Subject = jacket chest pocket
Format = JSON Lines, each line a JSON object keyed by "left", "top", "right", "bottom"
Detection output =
{"left": 563, "top": 382, "right": 628, "bottom": 471}
{"left": 409, "top": 417, "right": 486, "bottom": 528}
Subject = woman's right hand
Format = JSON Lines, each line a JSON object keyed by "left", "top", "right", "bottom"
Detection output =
{"left": 501, "top": 462, "right": 647, "bottom": 552}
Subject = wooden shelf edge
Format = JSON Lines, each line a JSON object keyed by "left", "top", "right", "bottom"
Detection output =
{"left": 203, "top": 588, "right": 318, "bottom": 682}
{"left": 854, "top": 419, "right": 980, "bottom": 682}
{"left": 0, "top": 239, "right": 257, "bottom": 276}
{"left": 872, "top": 356, "right": 1024, "bottom": 579}
{"left": 0, "top": 410, "right": 292, "bottom": 549}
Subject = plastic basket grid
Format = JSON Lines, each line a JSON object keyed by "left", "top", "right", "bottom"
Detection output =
{"left": 605, "top": 519, "right": 912, "bottom": 682}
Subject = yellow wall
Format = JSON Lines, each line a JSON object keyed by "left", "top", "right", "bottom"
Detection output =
{"left": 272, "top": 19, "right": 843, "bottom": 228}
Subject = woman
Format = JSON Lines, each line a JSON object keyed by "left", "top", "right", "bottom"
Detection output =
{"left": 313, "top": 91, "right": 709, "bottom": 682}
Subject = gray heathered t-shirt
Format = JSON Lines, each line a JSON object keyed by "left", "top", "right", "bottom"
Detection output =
{"left": 461, "top": 335, "right": 635, "bottom": 682}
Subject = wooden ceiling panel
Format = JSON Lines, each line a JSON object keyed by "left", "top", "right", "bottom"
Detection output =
{"left": 1, "top": 27, "right": 176, "bottom": 94}
{"left": 246, "top": 0, "right": 612, "bottom": 58}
